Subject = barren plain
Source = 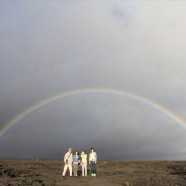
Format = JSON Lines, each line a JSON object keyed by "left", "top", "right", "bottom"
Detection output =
{"left": 0, "top": 159, "right": 186, "bottom": 186}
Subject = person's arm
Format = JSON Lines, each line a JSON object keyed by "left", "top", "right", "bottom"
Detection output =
{"left": 89, "top": 153, "right": 91, "bottom": 164}
{"left": 78, "top": 155, "right": 80, "bottom": 163}
{"left": 70, "top": 154, "right": 73, "bottom": 163}
{"left": 64, "top": 153, "right": 67, "bottom": 163}
{"left": 95, "top": 152, "right": 97, "bottom": 163}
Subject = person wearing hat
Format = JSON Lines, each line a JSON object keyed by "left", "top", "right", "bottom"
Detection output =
{"left": 62, "top": 148, "right": 73, "bottom": 177}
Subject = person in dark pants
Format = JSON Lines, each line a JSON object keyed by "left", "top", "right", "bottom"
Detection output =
{"left": 89, "top": 147, "right": 97, "bottom": 176}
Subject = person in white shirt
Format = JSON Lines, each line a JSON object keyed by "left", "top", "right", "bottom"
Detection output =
{"left": 62, "top": 148, "right": 73, "bottom": 177}
{"left": 89, "top": 147, "right": 97, "bottom": 176}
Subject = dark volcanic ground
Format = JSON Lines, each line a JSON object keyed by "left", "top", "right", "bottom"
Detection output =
{"left": 0, "top": 159, "right": 186, "bottom": 186}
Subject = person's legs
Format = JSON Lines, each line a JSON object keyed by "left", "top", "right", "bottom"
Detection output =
{"left": 82, "top": 164, "right": 85, "bottom": 176}
{"left": 62, "top": 164, "right": 68, "bottom": 176}
{"left": 92, "top": 162, "right": 96, "bottom": 176}
{"left": 73, "top": 164, "right": 75, "bottom": 176}
{"left": 85, "top": 164, "right": 87, "bottom": 176}
{"left": 73, "top": 164, "right": 78, "bottom": 176}
{"left": 90, "top": 162, "right": 94, "bottom": 175}
{"left": 69, "top": 164, "right": 72, "bottom": 176}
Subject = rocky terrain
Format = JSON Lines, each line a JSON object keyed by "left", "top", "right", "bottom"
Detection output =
{"left": 0, "top": 159, "right": 186, "bottom": 186}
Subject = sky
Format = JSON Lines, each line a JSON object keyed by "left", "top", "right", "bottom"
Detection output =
{"left": 1, "top": 0, "right": 186, "bottom": 160}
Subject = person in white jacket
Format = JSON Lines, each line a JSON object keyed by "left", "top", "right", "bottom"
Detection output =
{"left": 89, "top": 147, "right": 97, "bottom": 176}
{"left": 62, "top": 148, "right": 73, "bottom": 177}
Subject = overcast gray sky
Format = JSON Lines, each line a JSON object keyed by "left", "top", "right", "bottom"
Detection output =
{"left": 1, "top": 0, "right": 186, "bottom": 160}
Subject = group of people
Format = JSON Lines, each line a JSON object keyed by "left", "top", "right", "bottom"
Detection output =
{"left": 62, "top": 147, "right": 97, "bottom": 177}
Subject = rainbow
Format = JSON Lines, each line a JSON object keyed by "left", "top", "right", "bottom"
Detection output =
{"left": 0, "top": 88, "right": 186, "bottom": 137}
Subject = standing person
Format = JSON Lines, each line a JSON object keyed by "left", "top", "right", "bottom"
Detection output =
{"left": 81, "top": 150, "right": 87, "bottom": 176}
{"left": 89, "top": 147, "right": 97, "bottom": 176}
{"left": 73, "top": 150, "right": 80, "bottom": 177}
{"left": 62, "top": 148, "right": 73, "bottom": 177}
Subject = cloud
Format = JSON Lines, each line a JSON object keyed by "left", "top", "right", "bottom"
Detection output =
{"left": 1, "top": 94, "right": 186, "bottom": 160}
{"left": 1, "top": 1, "right": 186, "bottom": 160}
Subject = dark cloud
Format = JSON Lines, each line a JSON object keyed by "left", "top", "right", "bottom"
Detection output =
{"left": 0, "top": 94, "right": 186, "bottom": 160}
{"left": 1, "top": 1, "right": 186, "bottom": 160}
